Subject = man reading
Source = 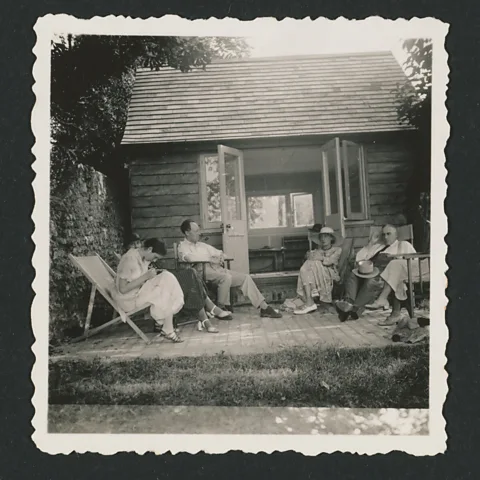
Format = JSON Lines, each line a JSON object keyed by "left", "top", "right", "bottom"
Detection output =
{"left": 336, "top": 224, "right": 416, "bottom": 325}
{"left": 177, "top": 220, "right": 282, "bottom": 318}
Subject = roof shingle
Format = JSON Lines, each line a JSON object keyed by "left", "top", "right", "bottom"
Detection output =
{"left": 122, "top": 51, "right": 410, "bottom": 145}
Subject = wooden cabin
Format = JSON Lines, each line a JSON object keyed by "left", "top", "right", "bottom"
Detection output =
{"left": 120, "top": 51, "right": 417, "bottom": 300}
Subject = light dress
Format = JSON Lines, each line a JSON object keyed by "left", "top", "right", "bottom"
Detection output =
{"left": 113, "top": 248, "right": 184, "bottom": 321}
{"left": 296, "top": 246, "right": 342, "bottom": 303}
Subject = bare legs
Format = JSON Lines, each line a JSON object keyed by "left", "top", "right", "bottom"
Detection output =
{"left": 366, "top": 283, "right": 392, "bottom": 309}
{"left": 368, "top": 282, "right": 402, "bottom": 326}
{"left": 154, "top": 314, "right": 173, "bottom": 334}
{"left": 366, "top": 282, "right": 402, "bottom": 317}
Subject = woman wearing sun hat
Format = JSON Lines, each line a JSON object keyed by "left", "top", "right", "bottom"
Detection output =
{"left": 294, "top": 225, "right": 343, "bottom": 315}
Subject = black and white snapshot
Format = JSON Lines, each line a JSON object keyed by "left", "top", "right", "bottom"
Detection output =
{"left": 31, "top": 16, "right": 448, "bottom": 455}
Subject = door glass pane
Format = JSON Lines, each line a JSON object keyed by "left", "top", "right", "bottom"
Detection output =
{"left": 225, "top": 153, "right": 242, "bottom": 221}
{"left": 248, "top": 195, "right": 287, "bottom": 229}
{"left": 325, "top": 149, "right": 338, "bottom": 214}
{"left": 204, "top": 155, "right": 221, "bottom": 223}
{"left": 291, "top": 193, "right": 314, "bottom": 227}
{"left": 344, "top": 144, "right": 363, "bottom": 214}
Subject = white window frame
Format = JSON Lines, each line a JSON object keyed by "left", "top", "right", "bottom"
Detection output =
{"left": 198, "top": 153, "right": 222, "bottom": 229}
{"left": 247, "top": 190, "right": 315, "bottom": 231}
{"left": 247, "top": 193, "right": 289, "bottom": 230}
{"left": 340, "top": 141, "right": 370, "bottom": 221}
{"left": 290, "top": 192, "right": 315, "bottom": 227}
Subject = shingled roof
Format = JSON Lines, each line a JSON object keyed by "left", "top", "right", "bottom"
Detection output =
{"left": 121, "top": 51, "right": 410, "bottom": 145}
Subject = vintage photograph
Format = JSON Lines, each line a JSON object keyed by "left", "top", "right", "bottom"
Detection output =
{"left": 31, "top": 16, "right": 448, "bottom": 454}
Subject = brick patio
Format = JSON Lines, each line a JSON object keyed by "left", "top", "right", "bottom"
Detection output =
{"left": 50, "top": 305, "right": 414, "bottom": 361}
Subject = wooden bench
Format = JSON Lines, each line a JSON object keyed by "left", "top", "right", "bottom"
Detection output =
{"left": 281, "top": 236, "right": 310, "bottom": 271}
{"left": 249, "top": 247, "right": 286, "bottom": 273}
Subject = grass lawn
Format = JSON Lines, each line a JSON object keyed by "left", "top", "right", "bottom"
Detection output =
{"left": 49, "top": 344, "right": 429, "bottom": 408}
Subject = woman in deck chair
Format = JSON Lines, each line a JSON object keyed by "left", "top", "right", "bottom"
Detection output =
{"left": 114, "top": 238, "right": 230, "bottom": 341}
{"left": 114, "top": 237, "right": 185, "bottom": 343}
{"left": 294, "top": 226, "right": 343, "bottom": 315}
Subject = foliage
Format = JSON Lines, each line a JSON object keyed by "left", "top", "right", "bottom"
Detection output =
{"left": 396, "top": 39, "right": 432, "bottom": 133}
{"left": 395, "top": 39, "right": 432, "bottom": 250}
{"left": 50, "top": 35, "right": 251, "bottom": 192}
{"left": 396, "top": 39, "right": 432, "bottom": 187}
{"left": 49, "top": 166, "right": 125, "bottom": 343}
{"left": 204, "top": 155, "right": 264, "bottom": 226}
{"left": 247, "top": 196, "right": 267, "bottom": 226}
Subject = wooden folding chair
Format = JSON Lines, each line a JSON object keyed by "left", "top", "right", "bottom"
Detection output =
{"left": 368, "top": 224, "right": 430, "bottom": 318}
{"left": 69, "top": 253, "right": 151, "bottom": 344}
{"left": 172, "top": 242, "right": 237, "bottom": 305}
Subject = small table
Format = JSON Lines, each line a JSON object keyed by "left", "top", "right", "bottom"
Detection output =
{"left": 388, "top": 252, "right": 431, "bottom": 318}
{"left": 249, "top": 248, "right": 286, "bottom": 272}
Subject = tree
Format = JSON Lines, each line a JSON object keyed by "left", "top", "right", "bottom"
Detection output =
{"left": 396, "top": 38, "right": 432, "bottom": 251}
{"left": 50, "top": 35, "right": 251, "bottom": 192}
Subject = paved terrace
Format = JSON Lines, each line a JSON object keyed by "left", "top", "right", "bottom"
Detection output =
{"left": 50, "top": 305, "right": 421, "bottom": 361}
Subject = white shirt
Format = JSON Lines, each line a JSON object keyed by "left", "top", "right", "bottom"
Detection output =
{"left": 356, "top": 239, "right": 416, "bottom": 262}
{"left": 177, "top": 239, "right": 223, "bottom": 263}
{"left": 384, "top": 239, "right": 416, "bottom": 256}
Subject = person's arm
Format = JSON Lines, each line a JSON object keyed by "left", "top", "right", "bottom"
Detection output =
{"left": 177, "top": 243, "right": 189, "bottom": 262}
{"left": 117, "top": 269, "right": 156, "bottom": 294}
{"left": 206, "top": 243, "right": 225, "bottom": 264}
{"left": 322, "top": 247, "right": 342, "bottom": 266}
{"left": 404, "top": 241, "right": 417, "bottom": 254}
{"left": 355, "top": 246, "right": 367, "bottom": 263}
{"left": 206, "top": 243, "right": 223, "bottom": 257}
{"left": 180, "top": 242, "right": 213, "bottom": 262}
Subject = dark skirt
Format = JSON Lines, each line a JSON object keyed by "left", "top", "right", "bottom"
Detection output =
{"left": 171, "top": 267, "right": 207, "bottom": 313}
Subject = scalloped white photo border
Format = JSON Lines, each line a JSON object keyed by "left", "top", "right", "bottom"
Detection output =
{"left": 31, "top": 14, "right": 449, "bottom": 455}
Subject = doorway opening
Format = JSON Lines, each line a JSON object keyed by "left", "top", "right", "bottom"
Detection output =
{"left": 198, "top": 138, "right": 369, "bottom": 276}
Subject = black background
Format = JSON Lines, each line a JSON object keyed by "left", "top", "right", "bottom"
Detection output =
{"left": 0, "top": 0, "right": 478, "bottom": 478}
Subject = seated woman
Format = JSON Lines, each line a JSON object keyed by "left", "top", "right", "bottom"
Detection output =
{"left": 294, "top": 226, "right": 342, "bottom": 315}
{"left": 114, "top": 237, "right": 231, "bottom": 342}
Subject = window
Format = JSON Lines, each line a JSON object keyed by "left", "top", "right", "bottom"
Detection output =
{"left": 248, "top": 192, "right": 314, "bottom": 230}
{"left": 199, "top": 154, "right": 221, "bottom": 228}
{"left": 248, "top": 195, "right": 287, "bottom": 229}
{"left": 341, "top": 141, "right": 368, "bottom": 220}
{"left": 291, "top": 193, "right": 314, "bottom": 227}
{"left": 322, "top": 139, "right": 369, "bottom": 221}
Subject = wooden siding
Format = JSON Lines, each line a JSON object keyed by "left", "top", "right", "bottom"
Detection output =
{"left": 366, "top": 139, "right": 415, "bottom": 227}
{"left": 122, "top": 52, "right": 411, "bottom": 145}
{"left": 128, "top": 134, "right": 416, "bottom": 268}
{"left": 130, "top": 153, "right": 201, "bottom": 269}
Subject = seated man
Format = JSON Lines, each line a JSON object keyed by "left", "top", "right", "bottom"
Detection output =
{"left": 177, "top": 219, "right": 282, "bottom": 318}
{"left": 336, "top": 224, "right": 416, "bottom": 325}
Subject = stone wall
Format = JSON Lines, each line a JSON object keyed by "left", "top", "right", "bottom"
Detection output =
{"left": 49, "top": 165, "right": 126, "bottom": 343}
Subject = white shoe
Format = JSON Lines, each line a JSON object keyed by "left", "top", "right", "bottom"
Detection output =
{"left": 294, "top": 304, "right": 318, "bottom": 315}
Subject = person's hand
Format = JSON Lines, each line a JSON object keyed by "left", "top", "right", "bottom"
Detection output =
{"left": 144, "top": 269, "right": 157, "bottom": 281}
{"left": 368, "top": 231, "right": 381, "bottom": 247}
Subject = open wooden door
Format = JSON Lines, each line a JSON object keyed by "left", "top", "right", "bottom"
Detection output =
{"left": 321, "top": 137, "right": 346, "bottom": 238}
{"left": 218, "top": 145, "right": 250, "bottom": 273}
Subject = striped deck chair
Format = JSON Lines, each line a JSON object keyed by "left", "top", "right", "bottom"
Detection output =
{"left": 69, "top": 253, "right": 151, "bottom": 344}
